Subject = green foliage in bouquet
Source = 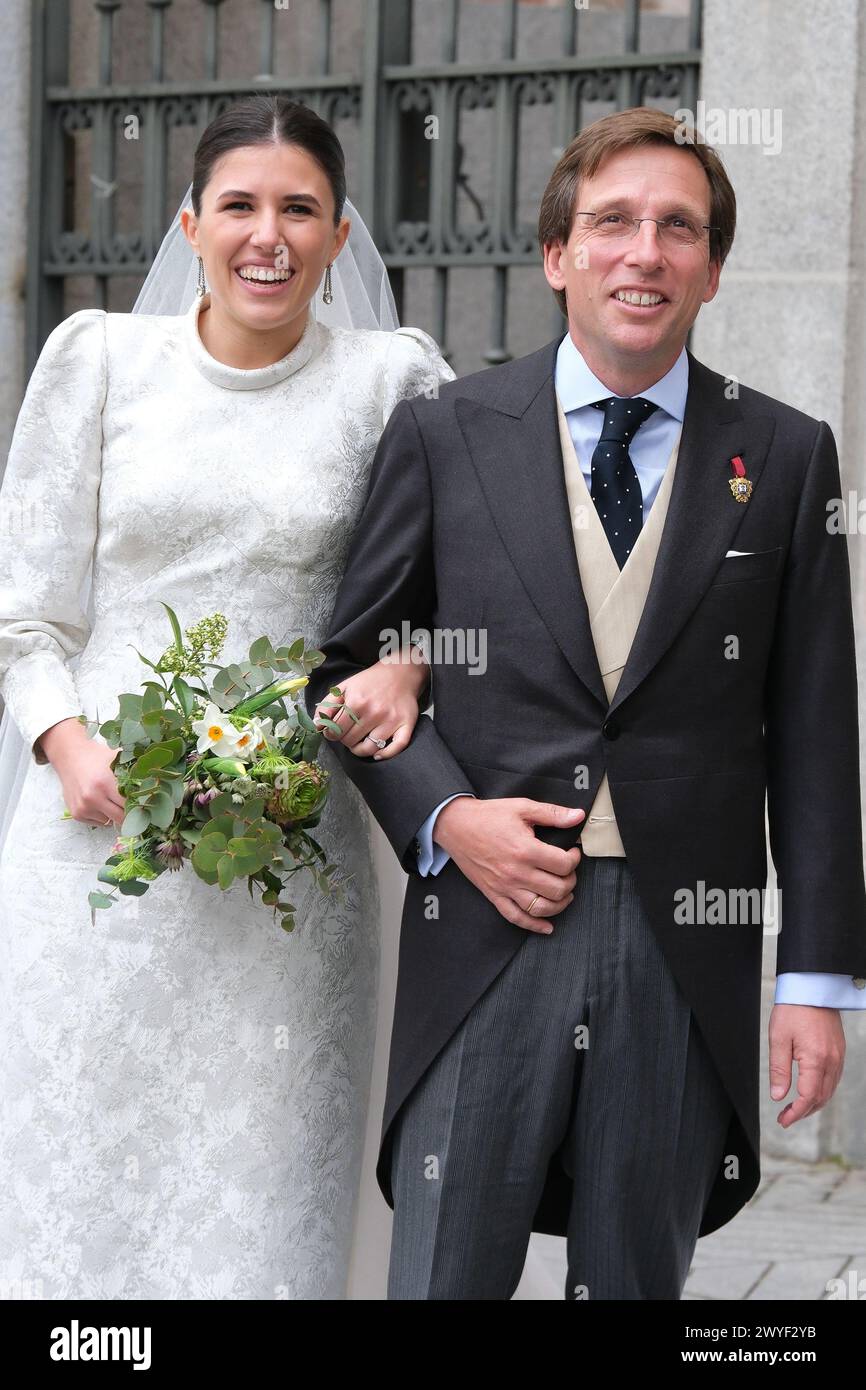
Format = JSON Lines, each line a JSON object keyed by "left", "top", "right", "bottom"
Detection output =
{"left": 81, "top": 604, "right": 355, "bottom": 933}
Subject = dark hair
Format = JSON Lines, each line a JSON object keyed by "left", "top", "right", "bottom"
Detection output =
{"left": 538, "top": 106, "right": 737, "bottom": 317}
{"left": 191, "top": 94, "right": 346, "bottom": 226}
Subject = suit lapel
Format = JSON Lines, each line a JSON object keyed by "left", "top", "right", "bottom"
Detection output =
{"left": 608, "top": 351, "right": 777, "bottom": 714}
{"left": 455, "top": 341, "right": 608, "bottom": 709}
{"left": 454, "top": 342, "right": 778, "bottom": 715}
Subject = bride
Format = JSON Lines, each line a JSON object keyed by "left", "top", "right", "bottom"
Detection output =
{"left": 0, "top": 94, "right": 452, "bottom": 1300}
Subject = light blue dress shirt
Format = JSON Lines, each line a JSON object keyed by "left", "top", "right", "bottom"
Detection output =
{"left": 412, "top": 333, "right": 865, "bottom": 1010}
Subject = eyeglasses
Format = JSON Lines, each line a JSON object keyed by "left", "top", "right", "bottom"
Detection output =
{"left": 574, "top": 209, "right": 718, "bottom": 248}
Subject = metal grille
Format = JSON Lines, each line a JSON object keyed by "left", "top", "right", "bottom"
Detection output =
{"left": 28, "top": 0, "right": 702, "bottom": 372}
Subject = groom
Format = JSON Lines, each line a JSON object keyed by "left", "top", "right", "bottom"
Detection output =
{"left": 306, "top": 107, "right": 866, "bottom": 1299}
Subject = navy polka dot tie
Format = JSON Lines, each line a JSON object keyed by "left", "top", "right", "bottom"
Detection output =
{"left": 589, "top": 396, "right": 659, "bottom": 569}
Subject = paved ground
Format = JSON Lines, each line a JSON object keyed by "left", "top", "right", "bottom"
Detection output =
{"left": 514, "top": 1153, "right": 866, "bottom": 1300}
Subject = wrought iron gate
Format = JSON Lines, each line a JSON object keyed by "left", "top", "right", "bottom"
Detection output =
{"left": 28, "top": 0, "right": 702, "bottom": 372}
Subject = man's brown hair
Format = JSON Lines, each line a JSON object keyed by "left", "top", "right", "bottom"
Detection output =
{"left": 538, "top": 106, "right": 737, "bottom": 317}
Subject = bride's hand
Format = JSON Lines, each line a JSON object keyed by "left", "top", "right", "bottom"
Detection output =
{"left": 312, "top": 648, "right": 430, "bottom": 760}
{"left": 39, "top": 718, "right": 126, "bottom": 826}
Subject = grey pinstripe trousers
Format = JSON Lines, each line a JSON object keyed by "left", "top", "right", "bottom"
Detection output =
{"left": 387, "top": 855, "right": 733, "bottom": 1300}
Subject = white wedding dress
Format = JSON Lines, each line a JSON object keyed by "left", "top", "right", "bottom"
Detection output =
{"left": 0, "top": 294, "right": 453, "bottom": 1299}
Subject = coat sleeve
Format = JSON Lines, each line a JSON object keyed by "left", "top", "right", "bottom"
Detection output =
{"left": 378, "top": 328, "right": 453, "bottom": 702}
{"left": 764, "top": 418, "right": 866, "bottom": 976}
{"left": 306, "top": 389, "right": 476, "bottom": 875}
{"left": 0, "top": 309, "right": 107, "bottom": 763}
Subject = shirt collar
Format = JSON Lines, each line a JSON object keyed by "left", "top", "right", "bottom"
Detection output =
{"left": 554, "top": 331, "right": 688, "bottom": 421}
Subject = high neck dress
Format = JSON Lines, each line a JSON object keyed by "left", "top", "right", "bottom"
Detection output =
{"left": 0, "top": 292, "right": 453, "bottom": 1299}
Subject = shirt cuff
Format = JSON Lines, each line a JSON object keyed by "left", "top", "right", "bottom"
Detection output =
{"left": 775, "top": 972, "right": 866, "bottom": 1009}
{"left": 414, "top": 793, "right": 476, "bottom": 876}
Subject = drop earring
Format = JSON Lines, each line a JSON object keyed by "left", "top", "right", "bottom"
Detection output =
{"left": 322, "top": 263, "right": 333, "bottom": 305}
{"left": 196, "top": 255, "right": 207, "bottom": 298}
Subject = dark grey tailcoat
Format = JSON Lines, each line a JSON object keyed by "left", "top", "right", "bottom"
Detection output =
{"left": 306, "top": 338, "right": 866, "bottom": 1236}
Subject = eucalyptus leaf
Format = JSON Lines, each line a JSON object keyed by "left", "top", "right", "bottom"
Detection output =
{"left": 117, "top": 694, "right": 144, "bottom": 720}
{"left": 120, "top": 718, "right": 147, "bottom": 748}
{"left": 146, "top": 790, "right": 175, "bottom": 830}
{"left": 121, "top": 806, "right": 151, "bottom": 836}
{"left": 130, "top": 744, "right": 174, "bottom": 778}
{"left": 217, "top": 856, "right": 235, "bottom": 891}
{"left": 198, "top": 830, "right": 229, "bottom": 854}
{"left": 88, "top": 891, "right": 114, "bottom": 910}
{"left": 234, "top": 857, "right": 264, "bottom": 879}
{"left": 225, "top": 663, "right": 254, "bottom": 693}
{"left": 141, "top": 684, "right": 166, "bottom": 713}
{"left": 227, "top": 835, "right": 259, "bottom": 856}
{"left": 249, "top": 636, "right": 276, "bottom": 665}
{"left": 204, "top": 814, "right": 236, "bottom": 839}
{"left": 207, "top": 688, "right": 237, "bottom": 712}
{"left": 117, "top": 879, "right": 150, "bottom": 897}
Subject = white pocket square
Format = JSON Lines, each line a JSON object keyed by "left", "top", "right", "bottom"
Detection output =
{"left": 724, "top": 549, "right": 753, "bottom": 557}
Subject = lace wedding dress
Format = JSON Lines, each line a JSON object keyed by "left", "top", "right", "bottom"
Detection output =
{"left": 0, "top": 294, "right": 452, "bottom": 1299}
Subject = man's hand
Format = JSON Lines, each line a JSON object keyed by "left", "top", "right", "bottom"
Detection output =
{"left": 433, "top": 795, "right": 585, "bottom": 934}
{"left": 768, "top": 1003, "right": 846, "bottom": 1127}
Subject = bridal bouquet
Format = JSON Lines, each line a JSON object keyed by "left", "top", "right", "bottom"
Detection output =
{"left": 77, "top": 604, "right": 353, "bottom": 933}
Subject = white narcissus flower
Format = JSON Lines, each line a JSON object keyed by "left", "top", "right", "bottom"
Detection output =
{"left": 192, "top": 702, "right": 242, "bottom": 756}
{"left": 274, "top": 718, "right": 292, "bottom": 741}
{"left": 251, "top": 716, "right": 274, "bottom": 755}
{"left": 234, "top": 715, "right": 273, "bottom": 761}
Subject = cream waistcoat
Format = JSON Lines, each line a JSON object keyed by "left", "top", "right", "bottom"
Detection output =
{"left": 555, "top": 393, "right": 682, "bottom": 856}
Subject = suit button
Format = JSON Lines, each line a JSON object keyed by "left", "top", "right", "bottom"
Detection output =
{"left": 602, "top": 718, "right": 621, "bottom": 741}
{"left": 853, "top": 978, "right": 866, "bottom": 990}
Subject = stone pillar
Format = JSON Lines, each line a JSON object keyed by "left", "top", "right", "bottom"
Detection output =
{"left": 695, "top": 0, "right": 866, "bottom": 1163}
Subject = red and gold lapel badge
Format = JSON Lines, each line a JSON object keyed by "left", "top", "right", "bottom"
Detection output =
{"left": 728, "top": 455, "right": 753, "bottom": 504}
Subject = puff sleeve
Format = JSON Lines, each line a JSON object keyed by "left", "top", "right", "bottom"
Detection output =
{"left": 0, "top": 309, "right": 107, "bottom": 763}
{"left": 382, "top": 325, "right": 455, "bottom": 425}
